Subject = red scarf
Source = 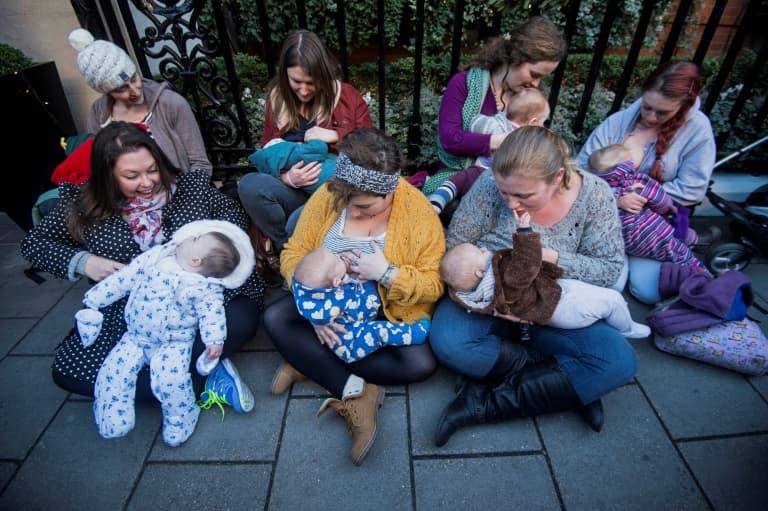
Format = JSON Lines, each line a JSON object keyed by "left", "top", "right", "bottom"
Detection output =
{"left": 121, "top": 185, "right": 172, "bottom": 251}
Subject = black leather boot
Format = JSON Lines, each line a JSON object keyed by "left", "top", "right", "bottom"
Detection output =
{"left": 435, "top": 359, "right": 593, "bottom": 447}
{"left": 576, "top": 400, "right": 604, "bottom": 432}
{"left": 435, "top": 377, "right": 490, "bottom": 447}
{"left": 491, "top": 359, "right": 583, "bottom": 418}
{"left": 484, "top": 337, "right": 536, "bottom": 385}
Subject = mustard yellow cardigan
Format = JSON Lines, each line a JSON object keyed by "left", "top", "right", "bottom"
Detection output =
{"left": 281, "top": 178, "right": 445, "bottom": 323}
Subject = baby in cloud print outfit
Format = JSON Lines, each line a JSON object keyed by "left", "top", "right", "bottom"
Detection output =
{"left": 77, "top": 220, "right": 254, "bottom": 447}
{"left": 292, "top": 247, "right": 430, "bottom": 363}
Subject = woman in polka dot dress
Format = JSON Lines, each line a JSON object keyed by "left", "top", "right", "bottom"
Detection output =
{"left": 21, "top": 122, "right": 264, "bottom": 406}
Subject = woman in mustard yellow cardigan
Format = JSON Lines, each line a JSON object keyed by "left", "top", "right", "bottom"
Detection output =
{"left": 264, "top": 128, "right": 445, "bottom": 465}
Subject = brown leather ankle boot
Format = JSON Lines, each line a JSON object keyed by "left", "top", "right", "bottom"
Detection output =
{"left": 318, "top": 383, "right": 385, "bottom": 465}
{"left": 270, "top": 362, "right": 306, "bottom": 395}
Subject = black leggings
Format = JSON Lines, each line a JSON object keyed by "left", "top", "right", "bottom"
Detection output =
{"left": 52, "top": 295, "right": 262, "bottom": 401}
{"left": 264, "top": 294, "right": 437, "bottom": 398}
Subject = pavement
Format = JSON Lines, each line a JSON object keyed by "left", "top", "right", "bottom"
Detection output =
{"left": 0, "top": 210, "right": 767, "bottom": 511}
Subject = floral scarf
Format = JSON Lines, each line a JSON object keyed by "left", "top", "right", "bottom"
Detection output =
{"left": 121, "top": 185, "right": 174, "bottom": 251}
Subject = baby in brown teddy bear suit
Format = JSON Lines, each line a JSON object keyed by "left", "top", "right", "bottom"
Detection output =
{"left": 441, "top": 210, "right": 650, "bottom": 339}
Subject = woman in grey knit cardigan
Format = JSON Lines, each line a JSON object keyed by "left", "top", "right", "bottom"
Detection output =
{"left": 430, "top": 127, "right": 637, "bottom": 446}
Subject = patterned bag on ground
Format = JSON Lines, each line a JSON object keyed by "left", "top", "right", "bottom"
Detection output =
{"left": 653, "top": 318, "right": 768, "bottom": 375}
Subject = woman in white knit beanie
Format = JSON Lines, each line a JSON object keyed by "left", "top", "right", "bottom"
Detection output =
{"left": 68, "top": 28, "right": 212, "bottom": 176}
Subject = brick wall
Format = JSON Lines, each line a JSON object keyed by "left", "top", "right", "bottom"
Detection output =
{"left": 648, "top": 0, "right": 747, "bottom": 58}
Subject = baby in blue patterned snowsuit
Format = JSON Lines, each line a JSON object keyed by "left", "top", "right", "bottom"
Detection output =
{"left": 79, "top": 222, "right": 248, "bottom": 447}
{"left": 292, "top": 247, "right": 430, "bottom": 363}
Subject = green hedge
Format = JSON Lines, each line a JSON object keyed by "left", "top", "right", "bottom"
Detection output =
{"left": 0, "top": 42, "right": 32, "bottom": 76}
{"left": 226, "top": 50, "right": 767, "bottom": 169}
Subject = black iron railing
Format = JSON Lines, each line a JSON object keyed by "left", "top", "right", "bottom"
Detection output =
{"left": 79, "top": 0, "right": 767, "bottom": 173}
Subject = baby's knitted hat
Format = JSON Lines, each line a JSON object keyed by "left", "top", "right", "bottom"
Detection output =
{"left": 68, "top": 28, "right": 136, "bottom": 94}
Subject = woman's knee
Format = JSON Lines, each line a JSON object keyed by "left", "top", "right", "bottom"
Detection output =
{"left": 429, "top": 299, "right": 501, "bottom": 377}
{"left": 599, "top": 325, "right": 637, "bottom": 385}
{"left": 404, "top": 344, "right": 438, "bottom": 381}
{"left": 238, "top": 173, "right": 273, "bottom": 209}
{"left": 224, "top": 296, "right": 262, "bottom": 350}
{"left": 578, "top": 323, "right": 637, "bottom": 392}
{"left": 627, "top": 257, "right": 662, "bottom": 304}
{"left": 52, "top": 368, "right": 94, "bottom": 397}
{"left": 263, "top": 295, "right": 301, "bottom": 348}
{"left": 539, "top": 323, "right": 637, "bottom": 400}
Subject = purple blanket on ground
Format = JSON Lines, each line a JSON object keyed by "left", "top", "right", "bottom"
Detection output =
{"left": 648, "top": 264, "right": 753, "bottom": 336}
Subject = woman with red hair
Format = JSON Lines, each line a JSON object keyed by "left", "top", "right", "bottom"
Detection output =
{"left": 578, "top": 61, "right": 717, "bottom": 304}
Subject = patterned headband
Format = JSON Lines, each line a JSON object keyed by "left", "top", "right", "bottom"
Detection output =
{"left": 334, "top": 153, "right": 400, "bottom": 195}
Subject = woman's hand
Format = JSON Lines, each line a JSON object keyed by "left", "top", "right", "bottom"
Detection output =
{"left": 342, "top": 241, "right": 389, "bottom": 282}
{"left": 489, "top": 132, "right": 510, "bottom": 151}
{"left": 281, "top": 160, "right": 322, "bottom": 188}
{"left": 304, "top": 126, "right": 338, "bottom": 144}
{"left": 206, "top": 344, "right": 223, "bottom": 359}
{"left": 617, "top": 190, "right": 648, "bottom": 214}
{"left": 493, "top": 310, "right": 532, "bottom": 324}
{"left": 542, "top": 247, "right": 559, "bottom": 264}
{"left": 84, "top": 255, "right": 124, "bottom": 282}
{"left": 312, "top": 322, "right": 347, "bottom": 348}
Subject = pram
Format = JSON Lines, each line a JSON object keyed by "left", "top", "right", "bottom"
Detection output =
{"left": 703, "top": 135, "right": 768, "bottom": 274}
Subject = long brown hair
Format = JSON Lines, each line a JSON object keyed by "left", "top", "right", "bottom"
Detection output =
{"left": 67, "top": 122, "right": 179, "bottom": 242}
{"left": 467, "top": 16, "right": 566, "bottom": 73}
{"left": 642, "top": 61, "right": 702, "bottom": 181}
{"left": 270, "top": 29, "right": 340, "bottom": 131}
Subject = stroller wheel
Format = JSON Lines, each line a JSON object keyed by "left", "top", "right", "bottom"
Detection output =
{"left": 705, "top": 242, "right": 753, "bottom": 274}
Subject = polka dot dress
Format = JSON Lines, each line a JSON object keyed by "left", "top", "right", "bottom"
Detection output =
{"left": 21, "top": 170, "right": 265, "bottom": 385}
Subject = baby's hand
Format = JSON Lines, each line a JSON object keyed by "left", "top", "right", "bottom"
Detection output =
{"left": 206, "top": 344, "right": 223, "bottom": 359}
{"left": 513, "top": 209, "right": 531, "bottom": 228}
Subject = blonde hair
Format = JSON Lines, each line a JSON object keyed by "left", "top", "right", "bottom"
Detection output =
{"left": 505, "top": 88, "right": 549, "bottom": 125}
{"left": 295, "top": 247, "right": 340, "bottom": 288}
{"left": 493, "top": 126, "right": 576, "bottom": 190}
{"left": 441, "top": 243, "right": 484, "bottom": 292}
{"left": 587, "top": 144, "right": 631, "bottom": 174}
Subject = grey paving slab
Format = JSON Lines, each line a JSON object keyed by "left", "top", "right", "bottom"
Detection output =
{"left": 744, "top": 262, "right": 767, "bottom": 290}
{"left": 541, "top": 385, "right": 707, "bottom": 511}
{"left": 269, "top": 396, "right": 411, "bottom": 511}
{"left": 679, "top": 434, "right": 768, "bottom": 511}
{"left": 749, "top": 374, "right": 768, "bottom": 401}
{"left": 414, "top": 455, "right": 560, "bottom": 511}
{"left": 12, "top": 284, "right": 86, "bottom": 355}
{"left": 410, "top": 368, "right": 540, "bottom": 455}
{"left": 0, "top": 401, "right": 160, "bottom": 511}
{"left": 0, "top": 219, "right": 25, "bottom": 243}
{"left": 0, "top": 462, "right": 17, "bottom": 493}
{"left": 0, "top": 356, "right": 67, "bottom": 459}
{"left": 127, "top": 463, "right": 272, "bottom": 511}
{"left": 242, "top": 320, "right": 276, "bottom": 350}
{"left": 634, "top": 338, "right": 768, "bottom": 438}
{"left": 149, "top": 352, "right": 285, "bottom": 462}
{"left": 0, "top": 318, "right": 36, "bottom": 358}
{"left": 0, "top": 262, "right": 74, "bottom": 318}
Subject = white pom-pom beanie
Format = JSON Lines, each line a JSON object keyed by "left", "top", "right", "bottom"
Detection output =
{"left": 68, "top": 28, "right": 137, "bottom": 94}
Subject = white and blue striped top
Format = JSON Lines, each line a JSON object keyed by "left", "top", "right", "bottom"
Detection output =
{"left": 322, "top": 208, "right": 386, "bottom": 255}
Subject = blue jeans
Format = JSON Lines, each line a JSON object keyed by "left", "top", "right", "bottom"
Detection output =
{"left": 627, "top": 256, "right": 662, "bottom": 304}
{"left": 430, "top": 297, "right": 637, "bottom": 404}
